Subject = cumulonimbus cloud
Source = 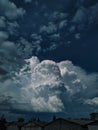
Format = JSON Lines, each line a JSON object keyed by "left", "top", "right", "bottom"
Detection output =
{"left": 4, "top": 56, "right": 97, "bottom": 113}
{"left": 0, "top": 56, "right": 98, "bottom": 117}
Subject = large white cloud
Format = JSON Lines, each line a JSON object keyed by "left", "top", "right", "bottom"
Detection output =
{"left": 1, "top": 56, "right": 97, "bottom": 115}
{"left": 17, "top": 57, "right": 65, "bottom": 112}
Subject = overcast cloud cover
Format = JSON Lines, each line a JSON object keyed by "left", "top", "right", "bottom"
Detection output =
{"left": 0, "top": 0, "right": 98, "bottom": 120}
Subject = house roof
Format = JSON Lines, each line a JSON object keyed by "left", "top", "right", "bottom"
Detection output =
{"left": 90, "top": 112, "right": 98, "bottom": 115}
{"left": 0, "top": 120, "right": 6, "bottom": 127}
{"left": 7, "top": 122, "right": 17, "bottom": 126}
{"left": 85, "top": 120, "right": 98, "bottom": 126}
{"left": 22, "top": 121, "right": 47, "bottom": 128}
{"left": 43, "top": 118, "right": 87, "bottom": 127}
{"left": 67, "top": 119, "right": 92, "bottom": 125}
{"left": 7, "top": 121, "right": 25, "bottom": 127}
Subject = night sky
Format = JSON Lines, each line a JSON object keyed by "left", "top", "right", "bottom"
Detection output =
{"left": 0, "top": 0, "right": 98, "bottom": 121}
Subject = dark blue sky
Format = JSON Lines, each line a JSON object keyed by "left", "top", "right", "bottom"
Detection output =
{"left": 0, "top": 0, "right": 98, "bottom": 121}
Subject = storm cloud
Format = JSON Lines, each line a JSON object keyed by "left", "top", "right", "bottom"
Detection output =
{"left": 0, "top": 56, "right": 98, "bottom": 117}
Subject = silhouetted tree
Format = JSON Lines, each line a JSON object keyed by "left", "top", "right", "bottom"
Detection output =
{"left": 0, "top": 115, "right": 7, "bottom": 130}
{"left": 0, "top": 115, "right": 7, "bottom": 123}
{"left": 18, "top": 118, "right": 24, "bottom": 122}
{"left": 17, "top": 117, "right": 25, "bottom": 130}
{"left": 29, "top": 117, "right": 37, "bottom": 122}
{"left": 53, "top": 115, "right": 56, "bottom": 121}
{"left": 37, "top": 118, "right": 40, "bottom": 122}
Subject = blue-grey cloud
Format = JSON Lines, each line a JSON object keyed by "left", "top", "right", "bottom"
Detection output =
{"left": 85, "top": 97, "right": 98, "bottom": 106}
{"left": 24, "top": 0, "right": 32, "bottom": 3}
{"left": 0, "top": 0, "right": 25, "bottom": 19}
{"left": 0, "top": 31, "right": 9, "bottom": 42}
{"left": 0, "top": 16, "right": 6, "bottom": 28}
{"left": 7, "top": 21, "right": 19, "bottom": 36}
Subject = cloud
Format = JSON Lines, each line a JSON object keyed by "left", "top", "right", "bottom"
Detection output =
{"left": 74, "top": 33, "right": 80, "bottom": 40}
{"left": 24, "top": 0, "right": 32, "bottom": 3}
{"left": 0, "top": 0, "right": 25, "bottom": 19}
{"left": 50, "top": 11, "right": 68, "bottom": 22}
{"left": 72, "top": 7, "right": 88, "bottom": 30}
{"left": 7, "top": 21, "right": 19, "bottom": 36}
{"left": 85, "top": 97, "right": 98, "bottom": 106}
{"left": 89, "top": 3, "right": 98, "bottom": 25}
{"left": 31, "top": 96, "right": 64, "bottom": 112}
{"left": 19, "top": 58, "right": 65, "bottom": 112}
{"left": 40, "top": 22, "right": 57, "bottom": 34}
{"left": 16, "top": 37, "right": 42, "bottom": 58}
{"left": 59, "top": 20, "right": 68, "bottom": 29}
{"left": 0, "top": 31, "right": 9, "bottom": 42}
{"left": 0, "top": 79, "right": 28, "bottom": 118}
{"left": 31, "top": 34, "right": 42, "bottom": 54}
{"left": 31, "top": 34, "right": 42, "bottom": 41}
{"left": 0, "top": 0, "right": 98, "bottom": 118}
{"left": 1, "top": 56, "right": 98, "bottom": 117}
{"left": 0, "top": 16, "right": 6, "bottom": 28}
{"left": 17, "top": 37, "right": 33, "bottom": 58}
{"left": 0, "top": 39, "right": 25, "bottom": 84}
{"left": 23, "top": 1, "right": 98, "bottom": 54}
{"left": 72, "top": 3, "right": 98, "bottom": 29}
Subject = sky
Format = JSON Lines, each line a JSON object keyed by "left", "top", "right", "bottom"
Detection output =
{"left": 0, "top": 0, "right": 98, "bottom": 121}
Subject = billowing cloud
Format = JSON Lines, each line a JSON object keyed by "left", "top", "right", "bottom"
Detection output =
{"left": 85, "top": 97, "right": 98, "bottom": 106}
{"left": 0, "top": 56, "right": 98, "bottom": 117}
{"left": 31, "top": 96, "right": 64, "bottom": 112}
{"left": 0, "top": 0, "right": 25, "bottom": 19}
{"left": 17, "top": 58, "right": 65, "bottom": 112}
